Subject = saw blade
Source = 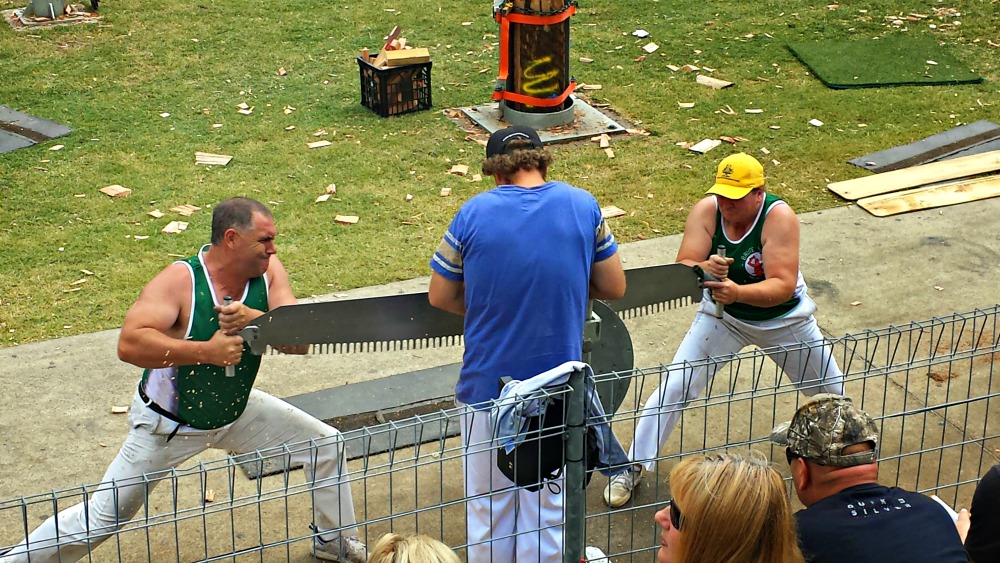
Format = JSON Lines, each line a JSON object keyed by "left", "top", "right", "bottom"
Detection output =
{"left": 609, "top": 263, "right": 704, "bottom": 319}
{"left": 241, "top": 292, "right": 465, "bottom": 355}
{"left": 241, "top": 263, "right": 701, "bottom": 354}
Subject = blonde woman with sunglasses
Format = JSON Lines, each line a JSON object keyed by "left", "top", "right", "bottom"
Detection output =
{"left": 654, "top": 452, "right": 804, "bottom": 563}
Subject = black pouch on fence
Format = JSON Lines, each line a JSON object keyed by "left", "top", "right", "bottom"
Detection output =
{"left": 496, "top": 381, "right": 599, "bottom": 493}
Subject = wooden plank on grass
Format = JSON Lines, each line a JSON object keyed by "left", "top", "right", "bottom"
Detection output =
{"left": 828, "top": 149, "right": 1000, "bottom": 201}
{"left": 195, "top": 152, "right": 233, "bottom": 166}
{"left": 848, "top": 120, "right": 1000, "bottom": 173}
{"left": 856, "top": 175, "right": 1000, "bottom": 217}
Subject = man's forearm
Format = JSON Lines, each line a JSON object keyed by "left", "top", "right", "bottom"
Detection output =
{"left": 432, "top": 297, "right": 466, "bottom": 316}
{"left": 732, "top": 279, "right": 795, "bottom": 308}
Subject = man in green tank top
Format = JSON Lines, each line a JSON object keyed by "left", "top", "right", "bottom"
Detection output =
{"left": 604, "top": 153, "right": 845, "bottom": 508}
{"left": 1, "top": 198, "right": 366, "bottom": 563}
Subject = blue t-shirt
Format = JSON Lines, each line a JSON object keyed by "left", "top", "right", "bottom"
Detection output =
{"left": 796, "top": 483, "right": 969, "bottom": 563}
{"left": 430, "top": 180, "right": 618, "bottom": 407}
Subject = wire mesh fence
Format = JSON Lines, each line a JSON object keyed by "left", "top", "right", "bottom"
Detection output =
{"left": 1, "top": 306, "right": 997, "bottom": 562}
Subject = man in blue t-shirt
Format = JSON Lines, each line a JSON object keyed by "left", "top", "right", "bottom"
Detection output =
{"left": 772, "top": 394, "right": 968, "bottom": 563}
{"left": 428, "top": 125, "right": 626, "bottom": 563}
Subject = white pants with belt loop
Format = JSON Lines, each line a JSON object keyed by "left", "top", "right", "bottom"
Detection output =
{"left": 629, "top": 295, "right": 845, "bottom": 470}
{"left": 1, "top": 389, "right": 358, "bottom": 563}
{"left": 460, "top": 403, "right": 563, "bottom": 563}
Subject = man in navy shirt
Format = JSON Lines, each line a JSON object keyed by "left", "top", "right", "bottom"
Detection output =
{"left": 772, "top": 394, "right": 968, "bottom": 563}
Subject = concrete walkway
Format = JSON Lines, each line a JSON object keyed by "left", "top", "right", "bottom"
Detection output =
{"left": 2, "top": 199, "right": 999, "bottom": 501}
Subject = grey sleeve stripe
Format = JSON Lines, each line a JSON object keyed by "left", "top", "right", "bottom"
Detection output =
{"left": 597, "top": 235, "right": 616, "bottom": 254}
{"left": 432, "top": 254, "right": 463, "bottom": 274}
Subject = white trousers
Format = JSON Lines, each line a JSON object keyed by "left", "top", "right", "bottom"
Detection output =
{"left": 1, "top": 389, "right": 357, "bottom": 563}
{"left": 460, "top": 405, "right": 564, "bottom": 563}
{"left": 629, "top": 296, "right": 845, "bottom": 470}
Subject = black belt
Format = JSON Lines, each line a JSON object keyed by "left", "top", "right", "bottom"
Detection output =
{"left": 138, "top": 384, "right": 188, "bottom": 441}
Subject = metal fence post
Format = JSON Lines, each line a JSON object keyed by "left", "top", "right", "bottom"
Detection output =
{"left": 563, "top": 366, "right": 586, "bottom": 563}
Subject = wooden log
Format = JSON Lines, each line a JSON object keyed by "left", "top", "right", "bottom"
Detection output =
{"left": 507, "top": 0, "right": 569, "bottom": 113}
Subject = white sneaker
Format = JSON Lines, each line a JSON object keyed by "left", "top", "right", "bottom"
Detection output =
{"left": 585, "top": 546, "right": 610, "bottom": 563}
{"left": 311, "top": 535, "right": 368, "bottom": 562}
{"left": 603, "top": 466, "right": 643, "bottom": 508}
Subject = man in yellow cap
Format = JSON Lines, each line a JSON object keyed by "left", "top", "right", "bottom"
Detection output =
{"left": 604, "top": 153, "right": 845, "bottom": 508}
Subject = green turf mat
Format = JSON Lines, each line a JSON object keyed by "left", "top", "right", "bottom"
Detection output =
{"left": 787, "top": 36, "right": 983, "bottom": 89}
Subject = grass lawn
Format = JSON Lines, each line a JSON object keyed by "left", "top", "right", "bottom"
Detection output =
{"left": 1, "top": 0, "right": 998, "bottom": 345}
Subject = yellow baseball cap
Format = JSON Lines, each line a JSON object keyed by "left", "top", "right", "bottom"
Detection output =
{"left": 706, "top": 153, "right": 765, "bottom": 199}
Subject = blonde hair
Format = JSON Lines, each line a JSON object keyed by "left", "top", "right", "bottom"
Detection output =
{"left": 366, "top": 533, "right": 460, "bottom": 563}
{"left": 668, "top": 452, "right": 804, "bottom": 563}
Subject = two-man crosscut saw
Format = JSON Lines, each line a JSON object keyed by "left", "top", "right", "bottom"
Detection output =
{"left": 240, "top": 263, "right": 710, "bottom": 415}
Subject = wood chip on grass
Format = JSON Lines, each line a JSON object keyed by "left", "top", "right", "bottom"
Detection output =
{"left": 696, "top": 74, "right": 733, "bottom": 89}
{"left": 448, "top": 164, "right": 469, "bottom": 176}
{"left": 689, "top": 139, "right": 722, "bottom": 154}
{"left": 99, "top": 185, "right": 132, "bottom": 198}
{"left": 591, "top": 134, "right": 611, "bottom": 148}
{"left": 600, "top": 205, "right": 626, "bottom": 219}
{"left": 162, "top": 221, "right": 188, "bottom": 234}
{"left": 171, "top": 204, "right": 201, "bottom": 216}
{"left": 334, "top": 215, "right": 359, "bottom": 225}
{"left": 307, "top": 140, "right": 332, "bottom": 149}
{"left": 195, "top": 152, "right": 233, "bottom": 166}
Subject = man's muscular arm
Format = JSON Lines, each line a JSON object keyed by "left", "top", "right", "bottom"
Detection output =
{"left": 118, "top": 263, "right": 243, "bottom": 369}
{"left": 676, "top": 197, "right": 732, "bottom": 279}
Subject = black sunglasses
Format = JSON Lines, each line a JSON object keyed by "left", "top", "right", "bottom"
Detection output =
{"left": 667, "top": 499, "right": 683, "bottom": 531}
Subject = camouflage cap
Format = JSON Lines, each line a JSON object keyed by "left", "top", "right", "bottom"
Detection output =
{"left": 770, "top": 394, "right": 879, "bottom": 467}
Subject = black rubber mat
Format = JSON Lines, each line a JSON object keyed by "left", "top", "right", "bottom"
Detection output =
{"left": 0, "top": 105, "right": 72, "bottom": 154}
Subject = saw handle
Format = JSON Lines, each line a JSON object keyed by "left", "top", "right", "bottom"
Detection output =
{"left": 223, "top": 296, "right": 236, "bottom": 377}
{"left": 714, "top": 246, "right": 726, "bottom": 318}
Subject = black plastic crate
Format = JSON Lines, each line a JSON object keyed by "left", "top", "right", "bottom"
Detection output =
{"left": 358, "top": 57, "right": 432, "bottom": 117}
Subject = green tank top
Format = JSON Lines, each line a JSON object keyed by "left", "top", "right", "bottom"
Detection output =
{"left": 140, "top": 247, "right": 268, "bottom": 429}
{"left": 711, "top": 193, "right": 799, "bottom": 321}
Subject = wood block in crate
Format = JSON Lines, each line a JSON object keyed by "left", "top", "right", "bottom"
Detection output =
{"left": 357, "top": 57, "right": 432, "bottom": 117}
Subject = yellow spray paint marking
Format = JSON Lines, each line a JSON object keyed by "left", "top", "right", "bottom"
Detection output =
{"left": 520, "top": 56, "right": 561, "bottom": 97}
